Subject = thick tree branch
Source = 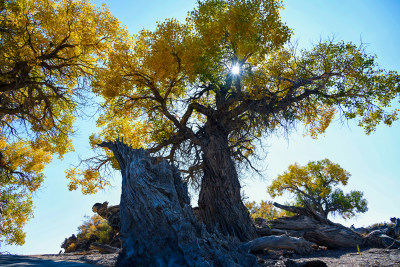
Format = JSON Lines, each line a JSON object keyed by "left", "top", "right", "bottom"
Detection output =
{"left": 273, "top": 202, "right": 331, "bottom": 225}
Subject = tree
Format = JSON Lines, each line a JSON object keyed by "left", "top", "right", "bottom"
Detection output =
{"left": 0, "top": 184, "right": 34, "bottom": 246}
{"left": 0, "top": 0, "right": 123, "bottom": 245}
{"left": 77, "top": 214, "right": 113, "bottom": 245}
{"left": 0, "top": 138, "right": 51, "bottom": 245}
{"left": 69, "top": 0, "right": 399, "bottom": 241}
{"left": 61, "top": 214, "right": 114, "bottom": 253}
{"left": 268, "top": 159, "right": 368, "bottom": 219}
{"left": 245, "top": 200, "right": 288, "bottom": 220}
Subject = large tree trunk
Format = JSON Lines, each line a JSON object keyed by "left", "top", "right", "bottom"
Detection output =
{"left": 99, "top": 141, "right": 257, "bottom": 266}
{"left": 197, "top": 124, "right": 257, "bottom": 242}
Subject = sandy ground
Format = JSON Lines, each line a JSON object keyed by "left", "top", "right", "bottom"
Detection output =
{"left": 0, "top": 252, "right": 117, "bottom": 266}
{"left": 1, "top": 248, "right": 399, "bottom": 266}
{"left": 258, "top": 247, "right": 400, "bottom": 267}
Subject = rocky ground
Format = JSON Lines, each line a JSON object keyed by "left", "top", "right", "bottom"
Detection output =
{"left": 256, "top": 247, "right": 400, "bottom": 267}
{"left": 1, "top": 247, "right": 399, "bottom": 266}
{"left": 0, "top": 251, "right": 118, "bottom": 266}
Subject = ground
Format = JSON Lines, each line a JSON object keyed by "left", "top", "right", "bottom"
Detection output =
{"left": 0, "top": 251, "right": 118, "bottom": 266}
{"left": 257, "top": 247, "right": 400, "bottom": 267}
{"left": 0, "top": 248, "right": 399, "bottom": 266}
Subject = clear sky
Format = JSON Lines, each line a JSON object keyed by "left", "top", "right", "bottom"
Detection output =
{"left": 3, "top": 0, "right": 400, "bottom": 255}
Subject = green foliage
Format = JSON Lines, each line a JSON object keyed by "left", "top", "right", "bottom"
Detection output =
{"left": 268, "top": 159, "right": 368, "bottom": 219}
{"left": 328, "top": 189, "right": 368, "bottom": 219}
{"left": 356, "top": 244, "right": 362, "bottom": 256}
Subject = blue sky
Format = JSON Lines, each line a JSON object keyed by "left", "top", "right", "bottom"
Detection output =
{"left": 3, "top": 0, "right": 400, "bottom": 254}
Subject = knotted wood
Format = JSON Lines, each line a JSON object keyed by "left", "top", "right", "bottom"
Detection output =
{"left": 99, "top": 141, "right": 257, "bottom": 267}
{"left": 254, "top": 203, "right": 400, "bottom": 250}
{"left": 241, "top": 235, "right": 315, "bottom": 255}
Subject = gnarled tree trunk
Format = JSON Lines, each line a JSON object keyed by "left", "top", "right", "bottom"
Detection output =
{"left": 99, "top": 141, "right": 257, "bottom": 267}
{"left": 198, "top": 124, "right": 257, "bottom": 242}
{"left": 241, "top": 235, "right": 315, "bottom": 255}
{"left": 265, "top": 215, "right": 365, "bottom": 249}
{"left": 254, "top": 202, "right": 400, "bottom": 250}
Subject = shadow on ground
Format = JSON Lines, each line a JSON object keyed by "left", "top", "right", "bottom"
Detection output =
{"left": 0, "top": 254, "right": 97, "bottom": 266}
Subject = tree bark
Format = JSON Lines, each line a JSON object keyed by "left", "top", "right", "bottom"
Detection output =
{"left": 273, "top": 202, "right": 330, "bottom": 225}
{"left": 99, "top": 141, "right": 257, "bottom": 267}
{"left": 89, "top": 243, "right": 120, "bottom": 254}
{"left": 197, "top": 124, "right": 257, "bottom": 242}
{"left": 241, "top": 235, "right": 315, "bottom": 255}
{"left": 266, "top": 215, "right": 365, "bottom": 249}
{"left": 254, "top": 202, "right": 400, "bottom": 250}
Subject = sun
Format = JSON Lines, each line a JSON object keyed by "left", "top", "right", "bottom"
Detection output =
{"left": 231, "top": 64, "right": 240, "bottom": 75}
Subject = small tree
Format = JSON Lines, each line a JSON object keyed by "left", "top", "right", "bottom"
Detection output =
{"left": 62, "top": 214, "right": 114, "bottom": 253}
{"left": 77, "top": 214, "right": 113, "bottom": 245}
{"left": 268, "top": 159, "right": 368, "bottom": 219}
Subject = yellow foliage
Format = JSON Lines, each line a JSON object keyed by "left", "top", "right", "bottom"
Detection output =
{"left": 73, "top": 0, "right": 399, "bottom": 195}
{"left": 303, "top": 106, "right": 336, "bottom": 139}
{"left": 0, "top": 0, "right": 124, "bottom": 245}
{"left": 246, "top": 200, "right": 288, "bottom": 221}
{"left": 0, "top": 136, "right": 52, "bottom": 245}
{"left": 66, "top": 167, "right": 109, "bottom": 195}
{"left": 0, "top": 186, "right": 33, "bottom": 245}
{"left": 268, "top": 159, "right": 350, "bottom": 199}
{"left": 267, "top": 159, "right": 367, "bottom": 219}
{"left": 77, "top": 214, "right": 113, "bottom": 245}
{"left": 1, "top": 0, "right": 125, "bottom": 154}
{"left": 75, "top": 0, "right": 292, "bottom": 191}
{"left": 67, "top": 243, "right": 76, "bottom": 251}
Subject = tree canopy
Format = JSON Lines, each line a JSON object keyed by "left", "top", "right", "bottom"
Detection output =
{"left": 70, "top": 0, "right": 400, "bottom": 193}
{"left": 268, "top": 159, "right": 368, "bottom": 219}
{"left": 0, "top": 0, "right": 123, "bottom": 245}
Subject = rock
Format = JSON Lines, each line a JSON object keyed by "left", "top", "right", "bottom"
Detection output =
{"left": 92, "top": 202, "right": 120, "bottom": 232}
{"left": 283, "top": 259, "right": 328, "bottom": 267}
{"left": 350, "top": 224, "right": 369, "bottom": 235}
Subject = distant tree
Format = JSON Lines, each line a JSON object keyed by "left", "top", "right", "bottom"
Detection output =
{"left": 68, "top": 0, "right": 399, "bottom": 241}
{"left": 62, "top": 214, "right": 114, "bottom": 253}
{"left": 0, "top": 0, "right": 123, "bottom": 245}
{"left": 245, "top": 200, "right": 288, "bottom": 221}
{"left": 268, "top": 159, "right": 368, "bottom": 219}
{"left": 77, "top": 214, "right": 113, "bottom": 245}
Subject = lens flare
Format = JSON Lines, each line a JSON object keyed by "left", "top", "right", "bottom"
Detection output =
{"left": 231, "top": 64, "right": 240, "bottom": 75}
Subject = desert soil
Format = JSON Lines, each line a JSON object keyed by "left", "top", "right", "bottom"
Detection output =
{"left": 0, "top": 248, "right": 399, "bottom": 266}
{"left": 258, "top": 247, "right": 400, "bottom": 267}
{"left": 0, "top": 251, "right": 118, "bottom": 266}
